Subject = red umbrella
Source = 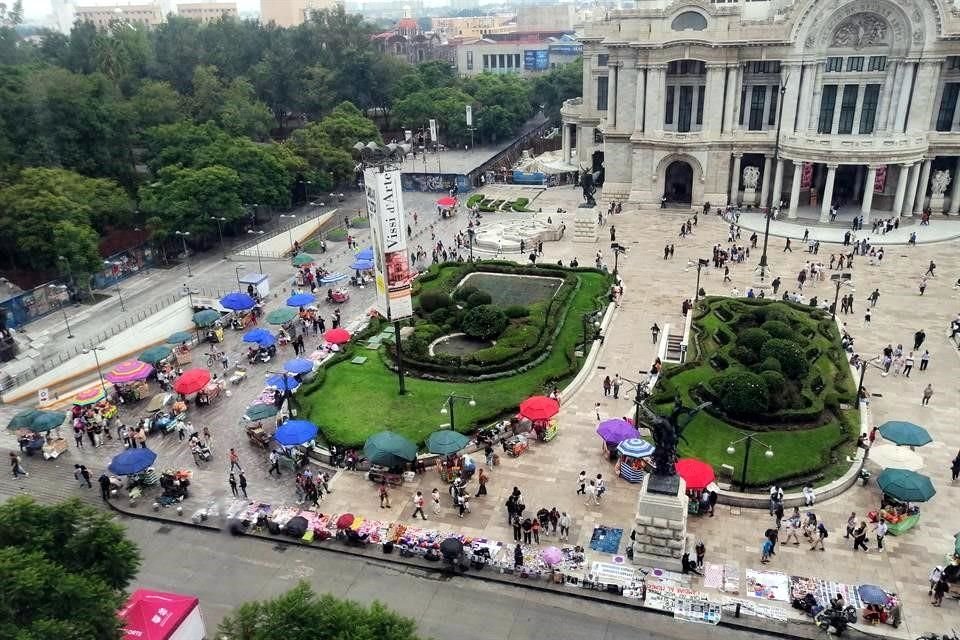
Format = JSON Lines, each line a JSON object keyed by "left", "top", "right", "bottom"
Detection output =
{"left": 173, "top": 368, "right": 211, "bottom": 395}
{"left": 518, "top": 395, "right": 560, "bottom": 421}
{"left": 336, "top": 513, "right": 355, "bottom": 529}
{"left": 675, "top": 458, "right": 715, "bottom": 491}
{"left": 324, "top": 328, "right": 351, "bottom": 345}
{"left": 436, "top": 196, "right": 457, "bottom": 208}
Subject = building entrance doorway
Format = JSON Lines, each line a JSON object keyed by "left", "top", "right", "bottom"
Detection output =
{"left": 664, "top": 161, "right": 693, "bottom": 204}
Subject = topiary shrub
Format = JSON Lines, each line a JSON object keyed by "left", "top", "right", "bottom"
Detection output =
{"left": 430, "top": 307, "right": 451, "bottom": 325}
{"left": 452, "top": 285, "right": 478, "bottom": 302}
{"left": 419, "top": 290, "right": 451, "bottom": 313}
{"left": 761, "top": 320, "right": 794, "bottom": 340}
{"left": 714, "top": 371, "right": 769, "bottom": 417}
{"left": 731, "top": 345, "right": 758, "bottom": 366}
{"left": 466, "top": 290, "right": 493, "bottom": 308}
{"left": 761, "top": 338, "right": 809, "bottom": 380}
{"left": 759, "top": 357, "right": 782, "bottom": 373}
{"left": 760, "top": 370, "right": 785, "bottom": 395}
{"left": 504, "top": 305, "right": 530, "bottom": 319}
{"left": 737, "top": 328, "right": 771, "bottom": 355}
{"left": 761, "top": 304, "right": 792, "bottom": 324}
{"left": 462, "top": 304, "right": 508, "bottom": 340}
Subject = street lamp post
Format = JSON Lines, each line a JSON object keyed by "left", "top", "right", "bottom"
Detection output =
{"left": 621, "top": 376, "right": 650, "bottom": 428}
{"left": 175, "top": 231, "right": 192, "bottom": 278}
{"left": 114, "top": 286, "right": 125, "bottom": 311}
{"left": 830, "top": 272, "right": 853, "bottom": 319}
{"left": 50, "top": 284, "right": 74, "bottom": 338}
{"left": 279, "top": 214, "right": 297, "bottom": 251}
{"left": 234, "top": 265, "right": 244, "bottom": 290}
{"left": 439, "top": 393, "right": 476, "bottom": 431}
{"left": 581, "top": 310, "right": 601, "bottom": 352}
{"left": 854, "top": 355, "right": 881, "bottom": 404}
{"left": 83, "top": 346, "right": 107, "bottom": 395}
{"left": 611, "top": 242, "right": 626, "bottom": 277}
{"left": 247, "top": 230, "right": 264, "bottom": 274}
{"left": 726, "top": 432, "right": 774, "bottom": 491}
{"left": 758, "top": 81, "right": 789, "bottom": 284}
{"left": 693, "top": 258, "right": 710, "bottom": 301}
{"left": 211, "top": 216, "right": 227, "bottom": 259}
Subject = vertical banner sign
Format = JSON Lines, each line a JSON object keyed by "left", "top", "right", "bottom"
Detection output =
{"left": 465, "top": 105, "right": 473, "bottom": 127}
{"left": 364, "top": 167, "right": 413, "bottom": 321}
{"left": 428, "top": 118, "right": 438, "bottom": 147}
{"left": 800, "top": 162, "right": 814, "bottom": 190}
{"left": 874, "top": 165, "right": 887, "bottom": 193}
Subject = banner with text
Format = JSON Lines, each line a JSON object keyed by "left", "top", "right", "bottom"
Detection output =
{"left": 364, "top": 168, "right": 413, "bottom": 320}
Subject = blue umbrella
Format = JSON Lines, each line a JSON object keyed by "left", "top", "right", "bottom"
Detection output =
{"left": 283, "top": 358, "right": 315, "bottom": 375}
{"left": 274, "top": 420, "right": 318, "bottom": 446}
{"left": 166, "top": 331, "right": 194, "bottom": 344}
{"left": 357, "top": 247, "right": 374, "bottom": 260}
{"left": 320, "top": 272, "right": 347, "bottom": 284}
{"left": 220, "top": 292, "right": 256, "bottom": 311}
{"left": 286, "top": 293, "right": 315, "bottom": 307}
{"left": 108, "top": 448, "right": 158, "bottom": 475}
{"left": 266, "top": 374, "right": 300, "bottom": 391}
{"left": 242, "top": 328, "right": 275, "bottom": 348}
{"left": 617, "top": 438, "right": 655, "bottom": 458}
{"left": 350, "top": 259, "right": 374, "bottom": 271}
{"left": 857, "top": 585, "right": 888, "bottom": 606}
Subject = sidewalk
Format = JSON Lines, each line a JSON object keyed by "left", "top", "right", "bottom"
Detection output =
{"left": 733, "top": 210, "right": 960, "bottom": 245}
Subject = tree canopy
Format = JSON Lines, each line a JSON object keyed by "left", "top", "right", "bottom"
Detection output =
{"left": 217, "top": 582, "right": 423, "bottom": 640}
{"left": 0, "top": 497, "right": 141, "bottom": 640}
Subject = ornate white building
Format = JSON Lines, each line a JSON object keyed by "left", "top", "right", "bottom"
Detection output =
{"left": 560, "top": 0, "right": 960, "bottom": 220}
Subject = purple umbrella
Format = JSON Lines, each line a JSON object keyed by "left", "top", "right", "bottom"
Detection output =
{"left": 596, "top": 418, "right": 639, "bottom": 445}
{"left": 541, "top": 546, "right": 563, "bottom": 566}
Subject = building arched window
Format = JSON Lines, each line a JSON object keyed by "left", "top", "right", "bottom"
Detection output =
{"left": 671, "top": 11, "right": 707, "bottom": 32}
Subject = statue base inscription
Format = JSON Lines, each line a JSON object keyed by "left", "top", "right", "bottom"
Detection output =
{"left": 930, "top": 194, "right": 946, "bottom": 214}
{"left": 573, "top": 210, "right": 598, "bottom": 243}
{"left": 742, "top": 187, "right": 758, "bottom": 206}
{"left": 631, "top": 473, "right": 689, "bottom": 573}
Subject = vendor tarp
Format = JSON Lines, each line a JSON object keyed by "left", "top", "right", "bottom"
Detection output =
{"left": 119, "top": 589, "right": 205, "bottom": 640}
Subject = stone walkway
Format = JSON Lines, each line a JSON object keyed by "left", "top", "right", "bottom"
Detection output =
{"left": 4, "top": 185, "right": 959, "bottom": 636}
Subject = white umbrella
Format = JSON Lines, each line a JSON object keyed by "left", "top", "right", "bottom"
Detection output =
{"left": 868, "top": 444, "right": 924, "bottom": 471}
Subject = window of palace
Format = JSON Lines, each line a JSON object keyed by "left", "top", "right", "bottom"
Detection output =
{"left": 664, "top": 60, "right": 706, "bottom": 133}
{"left": 596, "top": 75, "right": 609, "bottom": 111}
{"left": 740, "top": 61, "right": 783, "bottom": 131}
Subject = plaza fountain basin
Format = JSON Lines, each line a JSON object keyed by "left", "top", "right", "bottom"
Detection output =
{"left": 429, "top": 332, "right": 495, "bottom": 357}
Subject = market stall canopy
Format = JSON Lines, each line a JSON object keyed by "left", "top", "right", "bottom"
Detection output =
{"left": 266, "top": 308, "right": 297, "bottom": 325}
{"left": 7, "top": 409, "right": 40, "bottom": 430}
{"left": 286, "top": 293, "right": 315, "bottom": 307}
{"left": 868, "top": 445, "right": 924, "bottom": 471}
{"left": 105, "top": 360, "right": 154, "bottom": 384}
{"left": 173, "top": 368, "right": 211, "bottom": 395}
{"left": 324, "top": 328, "right": 351, "bottom": 345}
{"left": 439, "top": 537, "right": 463, "bottom": 559}
{"left": 876, "top": 468, "right": 936, "bottom": 502}
{"left": 596, "top": 418, "right": 639, "bottom": 445}
{"left": 243, "top": 328, "right": 275, "bottom": 348}
{"left": 74, "top": 385, "right": 106, "bottom": 406}
{"left": 320, "top": 272, "right": 347, "bottom": 284}
{"left": 146, "top": 393, "right": 174, "bottom": 413}
{"left": 243, "top": 403, "right": 278, "bottom": 421}
{"left": 426, "top": 430, "right": 470, "bottom": 455}
{"left": 28, "top": 411, "right": 67, "bottom": 432}
{"left": 357, "top": 247, "right": 374, "bottom": 261}
{"left": 266, "top": 373, "right": 300, "bottom": 391}
{"left": 857, "top": 585, "right": 888, "bottom": 606}
{"left": 139, "top": 345, "right": 172, "bottom": 364}
{"left": 165, "top": 331, "right": 194, "bottom": 345}
{"left": 617, "top": 438, "right": 655, "bottom": 458}
{"left": 877, "top": 421, "right": 932, "bottom": 447}
{"left": 518, "top": 395, "right": 560, "bottom": 421}
{"left": 364, "top": 431, "right": 418, "bottom": 467}
{"left": 109, "top": 447, "right": 157, "bottom": 475}
{"left": 192, "top": 309, "right": 221, "bottom": 327}
{"left": 540, "top": 546, "right": 563, "bottom": 566}
{"left": 219, "top": 292, "right": 256, "bottom": 311}
{"left": 436, "top": 196, "right": 457, "bottom": 208}
{"left": 675, "top": 458, "right": 715, "bottom": 491}
{"left": 283, "top": 358, "right": 315, "bottom": 375}
{"left": 119, "top": 589, "right": 202, "bottom": 640}
{"left": 350, "top": 259, "right": 374, "bottom": 271}
{"left": 292, "top": 253, "right": 315, "bottom": 267}
{"left": 274, "top": 419, "right": 318, "bottom": 446}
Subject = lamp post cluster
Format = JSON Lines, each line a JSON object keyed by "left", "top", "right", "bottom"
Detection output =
{"left": 757, "top": 81, "right": 789, "bottom": 285}
{"left": 830, "top": 272, "right": 853, "bottom": 319}
{"left": 440, "top": 393, "right": 476, "bottom": 431}
{"left": 692, "top": 258, "right": 709, "bottom": 302}
{"left": 726, "top": 431, "right": 774, "bottom": 491}
{"left": 83, "top": 345, "right": 107, "bottom": 395}
{"left": 175, "top": 230, "right": 192, "bottom": 278}
{"left": 581, "top": 310, "right": 602, "bottom": 352}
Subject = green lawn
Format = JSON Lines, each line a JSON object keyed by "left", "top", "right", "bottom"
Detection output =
{"left": 298, "top": 270, "right": 609, "bottom": 446}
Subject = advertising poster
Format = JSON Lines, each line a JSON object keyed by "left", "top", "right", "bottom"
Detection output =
{"left": 363, "top": 168, "right": 413, "bottom": 320}
{"left": 524, "top": 50, "right": 550, "bottom": 70}
{"left": 874, "top": 165, "right": 887, "bottom": 193}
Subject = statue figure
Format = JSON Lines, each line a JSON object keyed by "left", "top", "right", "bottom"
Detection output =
{"left": 930, "top": 169, "right": 952, "bottom": 197}
{"left": 742, "top": 165, "right": 760, "bottom": 191}
{"left": 648, "top": 398, "right": 710, "bottom": 477}
{"left": 580, "top": 166, "right": 596, "bottom": 206}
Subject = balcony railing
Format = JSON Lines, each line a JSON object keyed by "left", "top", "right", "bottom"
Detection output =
{"left": 779, "top": 132, "right": 928, "bottom": 162}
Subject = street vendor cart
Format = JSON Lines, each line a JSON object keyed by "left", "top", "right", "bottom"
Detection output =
{"left": 173, "top": 343, "right": 192, "bottom": 366}
{"left": 246, "top": 422, "right": 272, "bottom": 448}
{"left": 195, "top": 380, "right": 226, "bottom": 408}
{"left": 117, "top": 380, "right": 149, "bottom": 404}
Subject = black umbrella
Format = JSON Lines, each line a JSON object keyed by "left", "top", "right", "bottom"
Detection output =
{"left": 439, "top": 537, "right": 464, "bottom": 560}
{"left": 285, "top": 516, "right": 309, "bottom": 538}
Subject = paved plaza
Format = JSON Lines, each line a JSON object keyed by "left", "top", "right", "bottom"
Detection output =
{"left": 2, "top": 184, "right": 959, "bottom": 637}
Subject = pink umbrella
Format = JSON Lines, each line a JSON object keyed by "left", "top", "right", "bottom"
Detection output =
{"left": 105, "top": 360, "right": 154, "bottom": 384}
{"left": 436, "top": 196, "right": 457, "bottom": 208}
{"left": 74, "top": 385, "right": 106, "bottom": 406}
{"left": 540, "top": 546, "right": 563, "bottom": 566}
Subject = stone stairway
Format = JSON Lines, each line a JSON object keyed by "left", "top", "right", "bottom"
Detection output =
{"left": 664, "top": 332, "right": 684, "bottom": 363}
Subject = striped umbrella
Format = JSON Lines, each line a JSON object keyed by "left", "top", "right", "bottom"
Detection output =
{"left": 105, "top": 360, "right": 154, "bottom": 384}
{"left": 320, "top": 272, "right": 347, "bottom": 284}
{"left": 617, "top": 438, "right": 656, "bottom": 458}
{"left": 74, "top": 385, "right": 107, "bottom": 406}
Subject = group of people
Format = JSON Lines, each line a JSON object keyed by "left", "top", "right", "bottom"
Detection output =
{"left": 505, "top": 486, "right": 573, "bottom": 546}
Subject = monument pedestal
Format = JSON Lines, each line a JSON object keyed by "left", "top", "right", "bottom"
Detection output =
{"left": 742, "top": 187, "right": 758, "bottom": 206}
{"left": 930, "top": 194, "right": 946, "bottom": 213}
{"left": 630, "top": 474, "right": 689, "bottom": 573}
{"left": 573, "top": 207, "right": 598, "bottom": 243}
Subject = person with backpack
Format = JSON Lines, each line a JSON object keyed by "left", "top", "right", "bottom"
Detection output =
{"left": 810, "top": 521, "right": 828, "bottom": 551}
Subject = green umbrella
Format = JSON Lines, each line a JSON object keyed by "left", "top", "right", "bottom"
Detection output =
{"left": 292, "top": 253, "right": 316, "bottom": 267}
{"left": 193, "top": 309, "right": 221, "bottom": 327}
{"left": 139, "top": 345, "right": 173, "bottom": 364}
{"left": 876, "top": 468, "right": 936, "bottom": 502}
{"left": 266, "top": 308, "right": 297, "bottom": 325}
{"left": 29, "top": 410, "right": 67, "bottom": 433}
{"left": 426, "top": 430, "right": 470, "bottom": 455}
{"left": 877, "top": 421, "right": 932, "bottom": 447}
{"left": 166, "top": 331, "right": 194, "bottom": 344}
{"left": 244, "top": 403, "right": 279, "bottom": 421}
{"left": 364, "top": 431, "right": 418, "bottom": 468}
{"left": 7, "top": 409, "right": 40, "bottom": 431}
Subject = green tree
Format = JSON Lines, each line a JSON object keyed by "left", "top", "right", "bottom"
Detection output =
{"left": 713, "top": 370, "right": 769, "bottom": 416}
{"left": 218, "top": 582, "right": 423, "bottom": 640}
{"left": 0, "top": 496, "right": 141, "bottom": 640}
{"left": 139, "top": 164, "right": 244, "bottom": 237}
{"left": 220, "top": 76, "right": 274, "bottom": 139}
{"left": 318, "top": 101, "right": 382, "bottom": 150}
{"left": 285, "top": 122, "right": 355, "bottom": 189}
{"left": 760, "top": 338, "right": 809, "bottom": 380}
{"left": 298, "top": 63, "right": 337, "bottom": 120}
{"left": 530, "top": 58, "right": 582, "bottom": 121}
{"left": 462, "top": 304, "right": 508, "bottom": 340}
{"left": 393, "top": 87, "right": 474, "bottom": 145}
{"left": 143, "top": 120, "right": 226, "bottom": 171}
{"left": 150, "top": 15, "right": 203, "bottom": 92}
{"left": 129, "top": 80, "right": 183, "bottom": 130}
{"left": 53, "top": 220, "right": 103, "bottom": 285}
{"left": 193, "top": 137, "right": 290, "bottom": 207}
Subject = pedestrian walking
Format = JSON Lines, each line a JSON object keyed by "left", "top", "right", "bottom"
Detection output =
{"left": 431, "top": 488, "right": 441, "bottom": 515}
{"left": 919, "top": 277, "right": 928, "bottom": 295}
{"left": 761, "top": 535, "right": 774, "bottom": 563}
{"left": 612, "top": 375, "right": 621, "bottom": 399}
{"left": 844, "top": 512, "right": 856, "bottom": 538}
{"left": 9, "top": 451, "right": 25, "bottom": 478}
{"left": 602, "top": 375, "right": 611, "bottom": 397}
{"left": 933, "top": 576, "right": 949, "bottom": 606}
{"left": 951, "top": 451, "right": 960, "bottom": 481}
{"left": 922, "top": 383, "right": 934, "bottom": 405}
{"left": 925, "top": 260, "right": 936, "bottom": 277}
{"left": 802, "top": 483, "right": 815, "bottom": 506}
{"left": 228, "top": 472, "right": 238, "bottom": 497}
{"left": 577, "top": 470, "right": 586, "bottom": 495}
{"left": 412, "top": 491, "right": 427, "bottom": 520}
{"left": 874, "top": 519, "right": 887, "bottom": 552}
{"left": 202, "top": 426, "right": 211, "bottom": 448}
{"left": 914, "top": 329, "right": 926, "bottom": 351}
{"left": 75, "top": 464, "right": 92, "bottom": 488}
{"left": 929, "top": 565, "right": 944, "bottom": 595}
{"left": 267, "top": 449, "right": 282, "bottom": 476}
{"left": 584, "top": 480, "right": 597, "bottom": 505}
{"left": 809, "top": 522, "right": 828, "bottom": 551}
{"left": 99, "top": 473, "right": 112, "bottom": 500}
{"left": 651, "top": 323, "right": 660, "bottom": 343}
{"left": 511, "top": 514, "right": 522, "bottom": 541}
{"left": 903, "top": 352, "right": 915, "bottom": 377}
{"left": 707, "top": 489, "right": 717, "bottom": 516}
{"left": 595, "top": 473, "right": 606, "bottom": 504}
{"left": 783, "top": 238, "right": 792, "bottom": 252}
{"left": 476, "top": 468, "right": 488, "bottom": 497}
{"left": 558, "top": 511, "right": 571, "bottom": 541}
{"left": 920, "top": 349, "right": 930, "bottom": 371}
{"left": 229, "top": 448, "right": 242, "bottom": 471}
{"left": 238, "top": 471, "right": 248, "bottom": 498}
{"left": 864, "top": 308, "right": 871, "bottom": 324}
{"left": 782, "top": 509, "right": 801, "bottom": 545}
{"left": 531, "top": 517, "right": 541, "bottom": 544}
{"left": 774, "top": 501, "right": 784, "bottom": 528}
{"left": 868, "top": 288, "right": 880, "bottom": 307}
{"left": 378, "top": 480, "right": 391, "bottom": 508}
{"left": 852, "top": 521, "right": 869, "bottom": 551}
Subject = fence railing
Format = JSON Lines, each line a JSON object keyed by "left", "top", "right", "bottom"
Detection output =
{"left": 468, "top": 120, "right": 554, "bottom": 187}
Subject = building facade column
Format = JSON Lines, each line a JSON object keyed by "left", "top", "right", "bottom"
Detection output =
{"left": 795, "top": 62, "right": 818, "bottom": 132}
{"left": 780, "top": 64, "right": 801, "bottom": 133}
{"left": 902, "top": 163, "right": 921, "bottom": 217}
{"left": 704, "top": 63, "right": 726, "bottom": 136}
{"left": 771, "top": 159, "right": 785, "bottom": 209}
{"left": 913, "top": 158, "right": 933, "bottom": 215}
{"left": 892, "top": 163, "right": 911, "bottom": 216}
{"left": 729, "top": 153, "right": 742, "bottom": 204}
{"left": 634, "top": 66, "right": 646, "bottom": 132}
{"left": 907, "top": 61, "right": 942, "bottom": 132}
{"left": 788, "top": 160, "right": 802, "bottom": 219}
{"left": 645, "top": 65, "right": 665, "bottom": 133}
{"left": 950, "top": 157, "right": 960, "bottom": 214}
{"left": 876, "top": 60, "right": 897, "bottom": 132}
{"left": 820, "top": 163, "right": 837, "bottom": 222}
{"left": 562, "top": 124, "right": 571, "bottom": 164}
{"left": 760, "top": 155, "right": 773, "bottom": 209}
{"left": 861, "top": 165, "right": 878, "bottom": 223}
{"left": 722, "top": 64, "right": 740, "bottom": 134}
{"left": 607, "top": 62, "right": 618, "bottom": 129}
{"left": 893, "top": 62, "right": 916, "bottom": 132}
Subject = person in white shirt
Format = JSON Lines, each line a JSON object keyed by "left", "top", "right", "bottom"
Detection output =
{"left": 874, "top": 519, "right": 887, "bottom": 552}
{"left": 802, "top": 484, "right": 815, "bottom": 506}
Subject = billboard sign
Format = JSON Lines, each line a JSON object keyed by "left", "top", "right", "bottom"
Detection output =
{"left": 428, "top": 118, "right": 438, "bottom": 145}
{"left": 465, "top": 105, "right": 473, "bottom": 127}
{"left": 549, "top": 44, "right": 582, "bottom": 55}
{"left": 524, "top": 50, "right": 549, "bottom": 70}
{"left": 364, "top": 168, "right": 413, "bottom": 321}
